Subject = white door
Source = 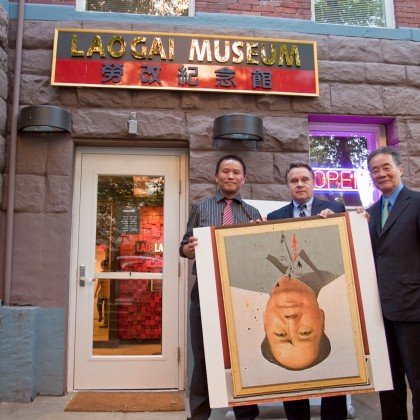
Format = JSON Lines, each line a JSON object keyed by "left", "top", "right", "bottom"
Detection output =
{"left": 72, "top": 150, "right": 183, "bottom": 389}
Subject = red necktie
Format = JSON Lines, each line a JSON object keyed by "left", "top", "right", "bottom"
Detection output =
{"left": 223, "top": 199, "right": 235, "bottom": 225}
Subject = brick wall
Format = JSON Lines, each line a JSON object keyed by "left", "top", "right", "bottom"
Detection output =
{"left": 195, "top": 0, "right": 312, "bottom": 19}
{"left": 394, "top": 0, "right": 419, "bottom": 27}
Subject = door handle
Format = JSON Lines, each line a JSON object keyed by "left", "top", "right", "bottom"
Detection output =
{"left": 78, "top": 265, "right": 92, "bottom": 287}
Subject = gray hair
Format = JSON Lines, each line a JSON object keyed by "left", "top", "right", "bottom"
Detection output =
{"left": 367, "top": 146, "right": 401, "bottom": 168}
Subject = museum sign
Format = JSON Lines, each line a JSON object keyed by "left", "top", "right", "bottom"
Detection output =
{"left": 52, "top": 28, "right": 319, "bottom": 96}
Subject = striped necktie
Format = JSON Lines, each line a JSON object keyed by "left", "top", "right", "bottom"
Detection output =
{"left": 381, "top": 198, "right": 390, "bottom": 228}
{"left": 223, "top": 199, "right": 235, "bottom": 226}
{"left": 297, "top": 203, "right": 307, "bottom": 218}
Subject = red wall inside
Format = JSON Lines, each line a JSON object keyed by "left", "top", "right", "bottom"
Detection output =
{"left": 117, "top": 206, "right": 163, "bottom": 340}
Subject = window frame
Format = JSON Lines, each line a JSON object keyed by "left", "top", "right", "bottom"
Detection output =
{"left": 75, "top": 0, "right": 195, "bottom": 16}
{"left": 311, "top": 0, "right": 396, "bottom": 29}
{"left": 308, "top": 122, "right": 387, "bottom": 208}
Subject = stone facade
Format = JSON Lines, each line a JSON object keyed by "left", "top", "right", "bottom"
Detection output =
{"left": 0, "top": 2, "right": 419, "bottom": 400}
{"left": 1, "top": 19, "right": 419, "bottom": 306}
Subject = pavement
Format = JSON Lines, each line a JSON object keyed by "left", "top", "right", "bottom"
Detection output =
{"left": 1, "top": 389, "right": 414, "bottom": 420}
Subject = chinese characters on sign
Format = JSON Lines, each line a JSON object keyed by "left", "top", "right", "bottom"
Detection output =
{"left": 52, "top": 29, "right": 318, "bottom": 96}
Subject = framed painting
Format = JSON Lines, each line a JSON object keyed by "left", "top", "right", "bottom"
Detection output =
{"left": 194, "top": 212, "right": 392, "bottom": 407}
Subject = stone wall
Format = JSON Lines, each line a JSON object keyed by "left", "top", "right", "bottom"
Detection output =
{"left": 2, "top": 20, "right": 419, "bottom": 306}
{"left": 0, "top": 16, "right": 418, "bottom": 399}
{"left": 0, "top": 6, "right": 7, "bottom": 214}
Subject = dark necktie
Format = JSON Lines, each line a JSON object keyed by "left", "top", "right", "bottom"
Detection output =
{"left": 381, "top": 199, "right": 390, "bottom": 228}
{"left": 297, "top": 203, "right": 307, "bottom": 218}
{"left": 223, "top": 199, "right": 235, "bottom": 226}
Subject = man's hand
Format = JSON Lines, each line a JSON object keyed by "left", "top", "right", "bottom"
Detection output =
{"left": 356, "top": 207, "right": 371, "bottom": 221}
{"left": 183, "top": 236, "right": 198, "bottom": 259}
{"left": 317, "top": 208, "right": 335, "bottom": 218}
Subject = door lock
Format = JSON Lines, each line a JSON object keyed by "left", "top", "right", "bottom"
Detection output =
{"left": 78, "top": 265, "right": 92, "bottom": 287}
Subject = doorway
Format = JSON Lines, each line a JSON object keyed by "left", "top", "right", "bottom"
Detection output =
{"left": 69, "top": 148, "right": 187, "bottom": 390}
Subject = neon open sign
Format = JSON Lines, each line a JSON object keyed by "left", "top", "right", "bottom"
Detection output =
{"left": 313, "top": 167, "right": 361, "bottom": 191}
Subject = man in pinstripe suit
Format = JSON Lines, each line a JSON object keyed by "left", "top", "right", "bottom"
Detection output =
{"left": 180, "top": 155, "right": 261, "bottom": 420}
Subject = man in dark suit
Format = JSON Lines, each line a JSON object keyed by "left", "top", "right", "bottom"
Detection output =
{"left": 366, "top": 146, "right": 420, "bottom": 420}
{"left": 267, "top": 161, "right": 347, "bottom": 420}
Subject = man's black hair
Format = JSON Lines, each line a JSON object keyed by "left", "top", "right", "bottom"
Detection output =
{"left": 286, "top": 161, "right": 315, "bottom": 180}
{"left": 260, "top": 333, "right": 331, "bottom": 371}
{"left": 215, "top": 155, "right": 247, "bottom": 175}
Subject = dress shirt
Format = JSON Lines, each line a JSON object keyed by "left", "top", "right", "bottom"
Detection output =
{"left": 382, "top": 183, "right": 404, "bottom": 212}
{"left": 292, "top": 197, "right": 314, "bottom": 218}
{"left": 179, "top": 190, "right": 261, "bottom": 274}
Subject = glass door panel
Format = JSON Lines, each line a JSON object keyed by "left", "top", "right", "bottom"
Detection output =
{"left": 92, "top": 175, "right": 164, "bottom": 356}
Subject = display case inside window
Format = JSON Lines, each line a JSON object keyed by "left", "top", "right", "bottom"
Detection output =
{"left": 309, "top": 123, "right": 385, "bottom": 208}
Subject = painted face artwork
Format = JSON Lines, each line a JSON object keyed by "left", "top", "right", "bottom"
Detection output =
{"left": 263, "top": 275, "right": 325, "bottom": 370}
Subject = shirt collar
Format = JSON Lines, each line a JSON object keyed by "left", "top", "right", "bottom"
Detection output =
{"left": 382, "top": 183, "right": 403, "bottom": 207}
{"left": 293, "top": 197, "right": 314, "bottom": 209}
{"left": 216, "top": 189, "right": 242, "bottom": 203}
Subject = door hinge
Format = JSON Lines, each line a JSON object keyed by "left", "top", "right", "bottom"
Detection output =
{"left": 179, "top": 180, "right": 181, "bottom": 195}
{"left": 178, "top": 347, "right": 181, "bottom": 364}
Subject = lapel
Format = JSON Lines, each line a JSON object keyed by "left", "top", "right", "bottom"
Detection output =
{"left": 310, "top": 198, "right": 322, "bottom": 216}
{"left": 284, "top": 202, "right": 294, "bottom": 218}
{"left": 379, "top": 186, "right": 410, "bottom": 238}
{"left": 369, "top": 200, "right": 382, "bottom": 238}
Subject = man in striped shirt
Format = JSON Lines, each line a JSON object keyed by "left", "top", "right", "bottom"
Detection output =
{"left": 180, "top": 155, "right": 261, "bottom": 420}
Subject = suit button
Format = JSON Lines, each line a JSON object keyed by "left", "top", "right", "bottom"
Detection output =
{"left": 378, "top": 255, "right": 383, "bottom": 260}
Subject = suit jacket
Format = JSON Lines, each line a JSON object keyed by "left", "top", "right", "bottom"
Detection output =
{"left": 267, "top": 197, "right": 346, "bottom": 220}
{"left": 367, "top": 185, "right": 420, "bottom": 321}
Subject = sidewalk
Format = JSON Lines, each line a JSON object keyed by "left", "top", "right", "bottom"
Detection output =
{"left": 1, "top": 390, "right": 404, "bottom": 420}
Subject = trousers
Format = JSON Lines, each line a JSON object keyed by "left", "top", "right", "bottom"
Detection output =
{"left": 189, "top": 280, "right": 259, "bottom": 420}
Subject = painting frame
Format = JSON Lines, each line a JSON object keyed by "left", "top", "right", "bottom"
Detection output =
{"left": 194, "top": 212, "right": 392, "bottom": 407}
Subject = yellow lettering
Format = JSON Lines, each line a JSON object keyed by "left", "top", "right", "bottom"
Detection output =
{"left": 107, "top": 35, "right": 126, "bottom": 59}
{"left": 189, "top": 39, "right": 212, "bottom": 62}
{"left": 260, "top": 42, "right": 276, "bottom": 66}
{"left": 70, "top": 34, "right": 84, "bottom": 57}
{"left": 168, "top": 38, "right": 175, "bottom": 60}
{"left": 86, "top": 35, "right": 106, "bottom": 58}
{"left": 214, "top": 40, "right": 230, "bottom": 63}
{"left": 154, "top": 243, "right": 163, "bottom": 253}
{"left": 232, "top": 41, "right": 244, "bottom": 64}
{"left": 279, "top": 44, "right": 301, "bottom": 67}
{"left": 131, "top": 37, "right": 147, "bottom": 59}
{"left": 148, "top": 37, "right": 167, "bottom": 60}
{"left": 246, "top": 42, "right": 259, "bottom": 65}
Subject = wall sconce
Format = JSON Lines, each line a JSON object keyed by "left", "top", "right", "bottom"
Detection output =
{"left": 213, "top": 114, "right": 263, "bottom": 141}
{"left": 128, "top": 112, "right": 138, "bottom": 135}
{"left": 18, "top": 105, "right": 72, "bottom": 133}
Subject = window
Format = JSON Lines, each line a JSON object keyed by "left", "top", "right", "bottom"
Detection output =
{"left": 313, "top": 0, "right": 395, "bottom": 28}
{"left": 76, "top": 0, "right": 193, "bottom": 16}
{"left": 309, "top": 122, "right": 385, "bottom": 207}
